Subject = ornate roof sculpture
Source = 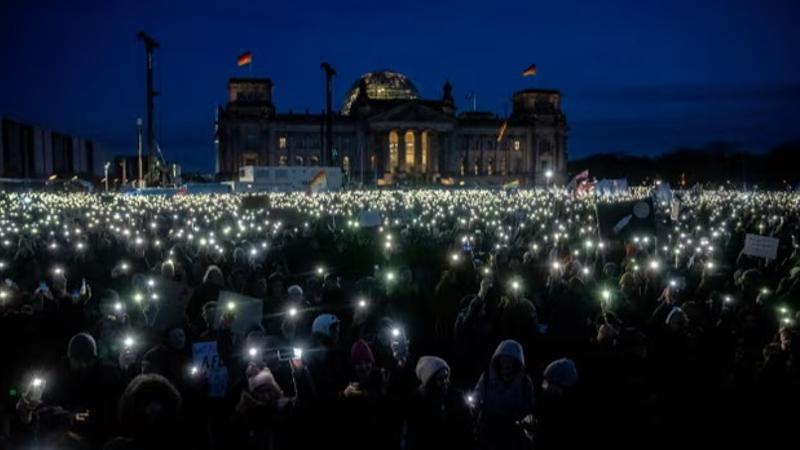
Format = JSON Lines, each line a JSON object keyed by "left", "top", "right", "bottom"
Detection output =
{"left": 341, "top": 70, "right": 420, "bottom": 115}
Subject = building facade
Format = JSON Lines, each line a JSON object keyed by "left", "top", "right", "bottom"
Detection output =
{"left": 1, "top": 116, "right": 106, "bottom": 179}
{"left": 216, "top": 71, "right": 567, "bottom": 186}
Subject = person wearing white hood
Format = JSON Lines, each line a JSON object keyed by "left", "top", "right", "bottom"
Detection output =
{"left": 474, "top": 339, "right": 536, "bottom": 450}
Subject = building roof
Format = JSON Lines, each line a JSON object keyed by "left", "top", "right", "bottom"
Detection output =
{"left": 341, "top": 70, "right": 420, "bottom": 115}
{"left": 514, "top": 88, "right": 561, "bottom": 95}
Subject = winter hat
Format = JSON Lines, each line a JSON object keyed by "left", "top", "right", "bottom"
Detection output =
{"left": 67, "top": 332, "right": 97, "bottom": 362}
{"left": 311, "top": 313, "right": 339, "bottom": 337}
{"left": 287, "top": 285, "right": 304, "bottom": 297}
{"left": 248, "top": 367, "right": 281, "bottom": 393}
{"left": 544, "top": 358, "right": 578, "bottom": 388}
{"left": 492, "top": 339, "right": 525, "bottom": 367}
{"left": 415, "top": 356, "right": 450, "bottom": 388}
{"left": 203, "top": 265, "right": 224, "bottom": 287}
{"left": 350, "top": 339, "right": 375, "bottom": 366}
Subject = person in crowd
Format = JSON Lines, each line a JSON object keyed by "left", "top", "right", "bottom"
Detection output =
{"left": 404, "top": 356, "right": 474, "bottom": 450}
{"left": 474, "top": 339, "right": 536, "bottom": 450}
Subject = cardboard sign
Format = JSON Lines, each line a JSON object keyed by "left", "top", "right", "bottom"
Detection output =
{"left": 358, "top": 210, "right": 381, "bottom": 228}
{"left": 743, "top": 234, "right": 779, "bottom": 260}
{"left": 596, "top": 198, "right": 655, "bottom": 239}
{"left": 670, "top": 199, "right": 681, "bottom": 222}
{"left": 192, "top": 341, "right": 228, "bottom": 397}
{"left": 215, "top": 291, "right": 263, "bottom": 337}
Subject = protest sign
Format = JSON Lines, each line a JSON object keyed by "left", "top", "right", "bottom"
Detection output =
{"left": 192, "top": 341, "right": 228, "bottom": 397}
{"left": 670, "top": 199, "right": 681, "bottom": 222}
{"left": 596, "top": 198, "right": 655, "bottom": 239}
{"left": 743, "top": 234, "right": 779, "bottom": 260}
{"left": 358, "top": 210, "right": 381, "bottom": 228}
{"left": 215, "top": 291, "right": 263, "bottom": 337}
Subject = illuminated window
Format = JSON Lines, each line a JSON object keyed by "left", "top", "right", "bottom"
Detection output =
{"left": 242, "top": 152, "right": 258, "bottom": 166}
{"left": 514, "top": 139, "right": 521, "bottom": 151}
{"left": 473, "top": 157, "right": 480, "bottom": 176}
{"left": 421, "top": 131, "right": 428, "bottom": 173}
{"left": 371, "top": 154, "right": 377, "bottom": 171}
{"left": 279, "top": 155, "right": 288, "bottom": 166}
{"left": 295, "top": 156, "right": 304, "bottom": 166}
{"left": 500, "top": 155, "right": 507, "bottom": 176}
{"left": 405, "top": 131, "right": 415, "bottom": 170}
{"left": 311, "top": 156, "right": 320, "bottom": 165}
{"left": 460, "top": 157, "right": 466, "bottom": 176}
{"left": 279, "top": 137, "right": 287, "bottom": 149}
{"left": 487, "top": 157, "right": 494, "bottom": 176}
{"left": 388, "top": 131, "right": 399, "bottom": 172}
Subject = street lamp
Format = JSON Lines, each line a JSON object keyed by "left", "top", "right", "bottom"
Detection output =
{"left": 104, "top": 162, "right": 111, "bottom": 192}
{"left": 137, "top": 117, "right": 144, "bottom": 188}
{"left": 545, "top": 169, "right": 553, "bottom": 186}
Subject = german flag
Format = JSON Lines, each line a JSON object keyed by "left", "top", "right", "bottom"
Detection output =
{"left": 522, "top": 64, "right": 537, "bottom": 77}
{"left": 496, "top": 120, "right": 508, "bottom": 143}
{"left": 237, "top": 51, "right": 252, "bottom": 67}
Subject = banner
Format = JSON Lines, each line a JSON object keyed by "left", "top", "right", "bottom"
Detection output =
{"left": 192, "top": 341, "right": 228, "bottom": 397}
{"left": 242, "top": 195, "right": 270, "bottom": 210}
{"left": 595, "top": 178, "right": 628, "bottom": 196}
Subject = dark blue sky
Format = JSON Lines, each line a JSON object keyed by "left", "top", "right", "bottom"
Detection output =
{"left": 2, "top": 0, "right": 798, "bottom": 172}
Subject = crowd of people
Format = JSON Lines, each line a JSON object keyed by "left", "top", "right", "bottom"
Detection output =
{"left": 0, "top": 187, "right": 798, "bottom": 449}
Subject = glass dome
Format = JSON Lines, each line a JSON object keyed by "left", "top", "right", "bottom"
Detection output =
{"left": 341, "top": 70, "right": 420, "bottom": 115}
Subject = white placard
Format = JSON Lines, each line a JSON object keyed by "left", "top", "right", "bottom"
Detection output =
{"left": 359, "top": 210, "right": 381, "bottom": 228}
{"left": 743, "top": 234, "right": 779, "bottom": 260}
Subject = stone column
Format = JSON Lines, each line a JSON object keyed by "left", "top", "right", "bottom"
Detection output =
{"left": 414, "top": 130, "right": 423, "bottom": 175}
{"left": 431, "top": 132, "right": 439, "bottom": 175}
{"left": 397, "top": 131, "right": 406, "bottom": 172}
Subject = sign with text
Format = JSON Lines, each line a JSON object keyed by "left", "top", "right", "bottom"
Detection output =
{"left": 192, "top": 341, "right": 228, "bottom": 397}
{"left": 743, "top": 234, "right": 779, "bottom": 260}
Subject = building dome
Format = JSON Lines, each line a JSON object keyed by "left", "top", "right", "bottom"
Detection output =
{"left": 341, "top": 70, "right": 420, "bottom": 115}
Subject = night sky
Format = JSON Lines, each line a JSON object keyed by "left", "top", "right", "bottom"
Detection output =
{"left": 2, "top": 0, "right": 798, "bottom": 172}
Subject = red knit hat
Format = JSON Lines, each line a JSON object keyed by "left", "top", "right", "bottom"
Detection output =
{"left": 350, "top": 339, "right": 375, "bottom": 365}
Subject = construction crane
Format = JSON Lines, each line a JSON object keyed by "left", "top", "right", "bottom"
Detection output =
{"left": 321, "top": 62, "right": 336, "bottom": 166}
{"left": 137, "top": 31, "right": 168, "bottom": 186}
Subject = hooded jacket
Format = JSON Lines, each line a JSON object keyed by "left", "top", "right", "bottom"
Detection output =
{"left": 474, "top": 339, "right": 535, "bottom": 447}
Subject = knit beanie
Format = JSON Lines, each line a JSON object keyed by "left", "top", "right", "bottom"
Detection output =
{"left": 543, "top": 358, "right": 579, "bottom": 388}
{"left": 415, "top": 356, "right": 449, "bottom": 388}
{"left": 248, "top": 367, "right": 280, "bottom": 393}
{"left": 350, "top": 339, "right": 375, "bottom": 366}
{"left": 311, "top": 313, "right": 339, "bottom": 337}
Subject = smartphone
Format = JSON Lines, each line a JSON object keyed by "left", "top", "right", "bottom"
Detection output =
{"left": 277, "top": 348, "right": 302, "bottom": 361}
{"left": 27, "top": 378, "right": 46, "bottom": 402}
